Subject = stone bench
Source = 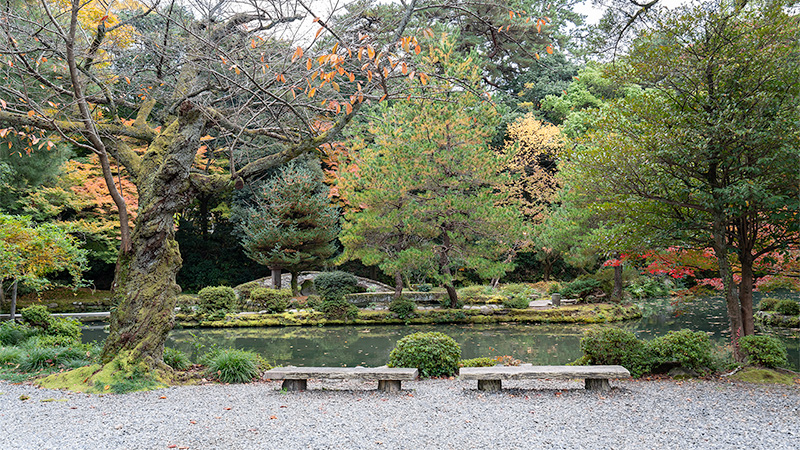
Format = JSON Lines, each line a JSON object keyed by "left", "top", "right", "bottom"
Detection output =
{"left": 459, "top": 365, "right": 631, "bottom": 392}
{"left": 263, "top": 366, "right": 418, "bottom": 392}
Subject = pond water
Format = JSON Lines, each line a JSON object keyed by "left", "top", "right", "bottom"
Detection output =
{"left": 82, "top": 293, "right": 800, "bottom": 371}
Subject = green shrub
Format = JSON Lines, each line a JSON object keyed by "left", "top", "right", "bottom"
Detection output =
{"left": 389, "top": 297, "right": 416, "bottom": 318}
{"left": 0, "top": 347, "right": 23, "bottom": 364}
{"left": 456, "top": 285, "right": 490, "bottom": 304}
{"left": 580, "top": 327, "right": 653, "bottom": 378}
{"left": 314, "top": 271, "right": 359, "bottom": 302}
{"left": 417, "top": 284, "right": 432, "bottom": 292}
{"left": 197, "top": 286, "right": 237, "bottom": 316}
{"left": 649, "top": 329, "right": 714, "bottom": 374}
{"left": 459, "top": 357, "right": 496, "bottom": 368}
{"left": 305, "top": 295, "right": 322, "bottom": 310}
{"left": 739, "top": 335, "right": 788, "bottom": 368}
{"left": 20, "top": 305, "right": 51, "bottom": 329}
{"left": 320, "top": 298, "right": 358, "bottom": 320}
{"left": 438, "top": 296, "right": 465, "bottom": 309}
{"left": 34, "top": 334, "right": 80, "bottom": 348}
{"left": 0, "top": 321, "right": 34, "bottom": 346}
{"left": 204, "top": 348, "right": 262, "bottom": 383}
{"left": 757, "top": 297, "right": 779, "bottom": 312}
{"left": 502, "top": 296, "right": 530, "bottom": 309}
{"left": 560, "top": 278, "right": 602, "bottom": 299}
{"left": 249, "top": 288, "right": 291, "bottom": 313}
{"left": 628, "top": 276, "right": 670, "bottom": 299}
{"left": 164, "top": 347, "right": 191, "bottom": 370}
{"left": 388, "top": 332, "right": 461, "bottom": 378}
{"left": 775, "top": 299, "right": 800, "bottom": 316}
{"left": 234, "top": 281, "right": 263, "bottom": 301}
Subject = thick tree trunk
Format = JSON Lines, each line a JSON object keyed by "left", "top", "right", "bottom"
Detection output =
{"left": 739, "top": 256, "right": 755, "bottom": 337}
{"left": 271, "top": 267, "right": 282, "bottom": 289}
{"left": 711, "top": 218, "right": 743, "bottom": 360}
{"left": 101, "top": 106, "right": 206, "bottom": 371}
{"left": 542, "top": 261, "right": 552, "bottom": 282}
{"left": 393, "top": 272, "right": 403, "bottom": 300}
{"left": 612, "top": 264, "right": 623, "bottom": 301}
{"left": 439, "top": 231, "right": 459, "bottom": 308}
{"left": 9, "top": 279, "right": 17, "bottom": 322}
{"left": 290, "top": 271, "right": 299, "bottom": 296}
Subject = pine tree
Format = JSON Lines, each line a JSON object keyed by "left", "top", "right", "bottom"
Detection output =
{"left": 240, "top": 159, "right": 340, "bottom": 295}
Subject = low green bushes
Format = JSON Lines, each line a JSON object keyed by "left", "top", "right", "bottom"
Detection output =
{"left": 249, "top": 288, "right": 292, "bottom": 313}
{"left": 560, "top": 278, "right": 602, "bottom": 300}
{"left": 459, "top": 357, "right": 496, "bottom": 368}
{"left": 314, "top": 272, "right": 360, "bottom": 320}
{"left": 578, "top": 327, "right": 720, "bottom": 377}
{"left": 388, "top": 332, "right": 461, "bottom": 378}
{"left": 774, "top": 299, "right": 800, "bottom": 316}
{"left": 389, "top": 297, "right": 416, "bottom": 318}
{"left": 757, "top": 298, "right": 779, "bottom": 312}
{"left": 739, "top": 335, "right": 788, "bottom": 368}
{"left": 502, "top": 297, "right": 530, "bottom": 309}
{"left": 197, "top": 286, "right": 237, "bottom": 318}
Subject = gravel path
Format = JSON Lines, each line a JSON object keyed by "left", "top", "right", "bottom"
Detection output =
{"left": 1, "top": 377, "right": 798, "bottom": 449}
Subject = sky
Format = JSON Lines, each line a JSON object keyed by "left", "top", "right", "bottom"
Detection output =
{"left": 574, "top": 0, "right": 692, "bottom": 24}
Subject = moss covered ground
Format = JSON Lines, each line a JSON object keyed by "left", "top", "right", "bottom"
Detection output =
{"left": 729, "top": 367, "right": 799, "bottom": 386}
{"left": 175, "top": 303, "right": 642, "bottom": 328}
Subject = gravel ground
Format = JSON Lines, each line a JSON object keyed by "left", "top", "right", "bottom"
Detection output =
{"left": 1, "top": 377, "right": 798, "bottom": 450}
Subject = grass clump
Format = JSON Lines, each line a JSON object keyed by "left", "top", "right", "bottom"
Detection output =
{"left": 388, "top": 332, "right": 461, "bottom": 378}
{"left": 164, "top": 347, "right": 191, "bottom": 371}
{"left": 203, "top": 348, "right": 263, "bottom": 383}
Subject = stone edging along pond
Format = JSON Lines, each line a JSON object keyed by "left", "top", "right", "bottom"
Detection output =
{"left": 174, "top": 303, "right": 642, "bottom": 328}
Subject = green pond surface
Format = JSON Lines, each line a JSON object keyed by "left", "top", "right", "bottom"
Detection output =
{"left": 82, "top": 293, "right": 800, "bottom": 370}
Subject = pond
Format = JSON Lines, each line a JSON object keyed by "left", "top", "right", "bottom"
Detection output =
{"left": 82, "top": 293, "right": 800, "bottom": 371}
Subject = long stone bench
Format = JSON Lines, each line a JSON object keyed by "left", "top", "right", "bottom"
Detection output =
{"left": 263, "top": 366, "right": 418, "bottom": 392}
{"left": 459, "top": 365, "right": 630, "bottom": 392}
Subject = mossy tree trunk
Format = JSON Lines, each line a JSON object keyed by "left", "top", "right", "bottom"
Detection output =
{"left": 101, "top": 105, "right": 207, "bottom": 369}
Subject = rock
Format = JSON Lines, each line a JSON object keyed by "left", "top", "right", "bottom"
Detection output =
{"left": 668, "top": 366, "right": 699, "bottom": 379}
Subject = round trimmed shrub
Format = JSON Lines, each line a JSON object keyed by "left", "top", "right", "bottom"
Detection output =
{"left": 20, "top": 305, "right": 51, "bottom": 329}
{"left": 313, "top": 271, "right": 359, "bottom": 302}
{"left": 757, "top": 298, "right": 779, "bottom": 312}
{"left": 204, "top": 349, "right": 262, "bottom": 383}
{"left": 775, "top": 299, "right": 800, "bottom": 316}
{"left": 164, "top": 347, "right": 191, "bottom": 371}
{"left": 198, "top": 286, "right": 237, "bottom": 315}
{"left": 388, "top": 332, "right": 461, "bottom": 378}
{"left": 320, "top": 298, "right": 358, "bottom": 320}
{"left": 389, "top": 297, "right": 416, "bottom": 318}
{"left": 739, "top": 335, "right": 788, "bottom": 368}
{"left": 648, "top": 329, "right": 714, "bottom": 374}
{"left": 580, "top": 327, "right": 653, "bottom": 378}
{"left": 249, "top": 288, "right": 291, "bottom": 313}
{"left": 502, "top": 296, "right": 530, "bottom": 309}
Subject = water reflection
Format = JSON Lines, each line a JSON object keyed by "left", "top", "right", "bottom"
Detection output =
{"left": 82, "top": 293, "right": 799, "bottom": 370}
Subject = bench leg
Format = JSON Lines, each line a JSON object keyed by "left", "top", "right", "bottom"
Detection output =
{"left": 378, "top": 380, "right": 402, "bottom": 392}
{"left": 281, "top": 379, "right": 307, "bottom": 391}
{"left": 477, "top": 379, "right": 502, "bottom": 391}
{"left": 585, "top": 378, "right": 610, "bottom": 391}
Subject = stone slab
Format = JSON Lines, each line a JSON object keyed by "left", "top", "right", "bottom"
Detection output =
{"left": 264, "top": 366, "right": 419, "bottom": 381}
{"left": 459, "top": 365, "right": 630, "bottom": 381}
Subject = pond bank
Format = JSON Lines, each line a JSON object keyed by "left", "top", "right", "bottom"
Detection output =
{"left": 174, "top": 303, "right": 641, "bottom": 328}
{"left": 1, "top": 377, "right": 797, "bottom": 449}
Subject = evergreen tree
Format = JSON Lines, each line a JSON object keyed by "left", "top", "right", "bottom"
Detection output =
{"left": 240, "top": 159, "right": 340, "bottom": 295}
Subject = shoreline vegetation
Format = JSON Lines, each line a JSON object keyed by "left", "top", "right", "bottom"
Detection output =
{"left": 174, "top": 303, "right": 642, "bottom": 328}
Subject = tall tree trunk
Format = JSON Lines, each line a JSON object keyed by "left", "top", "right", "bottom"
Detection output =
{"left": 739, "top": 255, "right": 755, "bottom": 337}
{"left": 711, "top": 217, "right": 743, "bottom": 360}
{"left": 542, "top": 260, "right": 552, "bottom": 282}
{"left": 612, "top": 264, "right": 623, "bottom": 301}
{"left": 271, "top": 267, "right": 282, "bottom": 289}
{"left": 290, "top": 271, "right": 299, "bottom": 296}
{"left": 101, "top": 106, "right": 206, "bottom": 371}
{"left": 9, "top": 279, "right": 17, "bottom": 322}
{"left": 439, "top": 231, "right": 459, "bottom": 308}
{"left": 393, "top": 272, "right": 403, "bottom": 300}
